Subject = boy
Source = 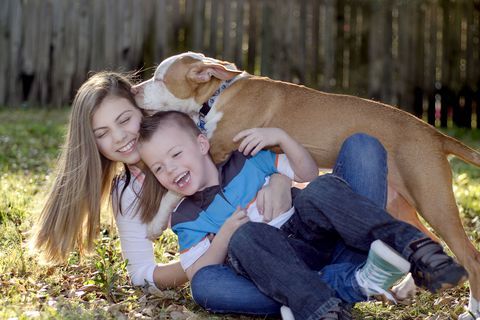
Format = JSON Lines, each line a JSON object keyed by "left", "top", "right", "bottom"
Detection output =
{"left": 138, "top": 111, "right": 467, "bottom": 320}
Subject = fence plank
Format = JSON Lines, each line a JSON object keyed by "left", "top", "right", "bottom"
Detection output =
{"left": 322, "top": 0, "right": 337, "bottom": 91}
{"left": 192, "top": 0, "right": 205, "bottom": 52}
{"left": 222, "top": 0, "right": 233, "bottom": 61}
{"left": 310, "top": 0, "right": 320, "bottom": 87}
{"left": 233, "top": 0, "right": 245, "bottom": 69}
{"left": 260, "top": 1, "right": 273, "bottom": 76}
{"left": 246, "top": 0, "right": 258, "bottom": 73}
{"left": 0, "top": 0, "right": 11, "bottom": 104}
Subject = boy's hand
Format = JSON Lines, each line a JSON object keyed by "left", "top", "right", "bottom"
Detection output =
{"left": 233, "top": 128, "right": 285, "bottom": 156}
{"left": 220, "top": 207, "right": 250, "bottom": 237}
{"left": 257, "top": 174, "right": 292, "bottom": 222}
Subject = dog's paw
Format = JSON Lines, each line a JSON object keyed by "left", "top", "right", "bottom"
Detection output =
{"left": 146, "top": 220, "right": 167, "bottom": 241}
{"left": 145, "top": 191, "right": 183, "bottom": 241}
{"left": 146, "top": 212, "right": 169, "bottom": 240}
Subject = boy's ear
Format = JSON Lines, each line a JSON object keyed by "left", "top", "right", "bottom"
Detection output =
{"left": 197, "top": 134, "right": 210, "bottom": 154}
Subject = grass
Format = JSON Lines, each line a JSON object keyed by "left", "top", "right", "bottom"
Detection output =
{"left": 0, "top": 107, "right": 479, "bottom": 319}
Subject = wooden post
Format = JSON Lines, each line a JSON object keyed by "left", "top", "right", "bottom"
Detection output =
{"left": 0, "top": 0, "right": 12, "bottom": 105}
{"left": 207, "top": 0, "right": 219, "bottom": 56}
{"left": 260, "top": 0, "right": 274, "bottom": 77}
{"left": 233, "top": 0, "right": 245, "bottom": 69}
{"left": 246, "top": 0, "right": 258, "bottom": 73}
{"left": 192, "top": 0, "right": 205, "bottom": 52}
{"left": 396, "top": 0, "right": 416, "bottom": 113}
{"left": 368, "top": 0, "right": 393, "bottom": 103}
{"left": 155, "top": 0, "right": 168, "bottom": 62}
{"left": 73, "top": 1, "right": 90, "bottom": 94}
{"left": 223, "top": 0, "right": 233, "bottom": 61}
{"left": 322, "top": 0, "right": 337, "bottom": 91}
{"left": 310, "top": 0, "right": 320, "bottom": 87}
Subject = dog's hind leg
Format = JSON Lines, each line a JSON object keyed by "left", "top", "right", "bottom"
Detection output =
{"left": 396, "top": 155, "right": 480, "bottom": 313}
{"left": 386, "top": 186, "right": 440, "bottom": 242}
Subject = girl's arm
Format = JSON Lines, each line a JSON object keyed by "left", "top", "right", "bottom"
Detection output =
{"left": 233, "top": 128, "right": 318, "bottom": 182}
{"left": 152, "top": 261, "right": 188, "bottom": 288}
{"left": 185, "top": 208, "right": 249, "bottom": 280}
{"left": 114, "top": 179, "right": 187, "bottom": 288}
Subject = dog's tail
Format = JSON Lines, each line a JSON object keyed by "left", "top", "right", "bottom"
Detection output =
{"left": 442, "top": 134, "right": 480, "bottom": 167}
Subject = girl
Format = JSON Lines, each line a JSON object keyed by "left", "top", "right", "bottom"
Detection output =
{"left": 31, "top": 71, "right": 292, "bottom": 314}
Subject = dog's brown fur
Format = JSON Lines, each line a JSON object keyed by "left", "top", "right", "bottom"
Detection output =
{"left": 134, "top": 53, "right": 480, "bottom": 308}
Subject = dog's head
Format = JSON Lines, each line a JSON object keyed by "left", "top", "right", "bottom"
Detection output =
{"left": 132, "top": 52, "right": 242, "bottom": 113}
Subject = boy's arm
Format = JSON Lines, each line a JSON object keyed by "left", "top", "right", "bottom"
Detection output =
{"left": 233, "top": 128, "right": 318, "bottom": 182}
{"left": 185, "top": 208, "right": 249, "bottom": 280}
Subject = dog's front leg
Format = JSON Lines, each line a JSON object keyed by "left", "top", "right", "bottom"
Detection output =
{"left": 146, "top": 191, "right": 183, "bottom": 240}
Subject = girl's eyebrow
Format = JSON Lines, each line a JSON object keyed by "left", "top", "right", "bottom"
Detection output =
{"left": 93, "top": 110, "right": 132, "bottom": 132}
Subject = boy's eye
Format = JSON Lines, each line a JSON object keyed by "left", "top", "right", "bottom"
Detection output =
{"left": 155, "top": 166, "right": 162, "bottom": 173}
{"left": 173, "top": 151, "right": 182, "bottom": 158}
{"left": 120, "top": 117, "right": 130, "bottom": 124}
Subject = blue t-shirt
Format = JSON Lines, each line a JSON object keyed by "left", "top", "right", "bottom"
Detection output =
{"left": 171, "top": 150, "right": 295, "bottom": 269}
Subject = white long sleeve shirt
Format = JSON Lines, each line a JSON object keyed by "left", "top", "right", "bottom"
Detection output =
{"left": 112, "top": 168, "right": 157, "bottom": 286}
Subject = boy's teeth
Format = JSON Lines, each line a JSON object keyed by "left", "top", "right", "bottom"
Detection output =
{"left": 175, "top": 172, "right": 188, "bottom": 183}
{"left": 175, "top": 172, "right": 190, "bottom": 187}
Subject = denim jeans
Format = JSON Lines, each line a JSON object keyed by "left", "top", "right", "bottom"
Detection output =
{"left": 226, "top": 141, "right": 428, "bottom": 319}
{"left": 191, "top": 133, "right": 419, "bottom": 316}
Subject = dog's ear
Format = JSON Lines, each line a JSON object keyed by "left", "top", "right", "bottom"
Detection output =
{"left": 187, "top": 62, "right": 241, "bottom": 83}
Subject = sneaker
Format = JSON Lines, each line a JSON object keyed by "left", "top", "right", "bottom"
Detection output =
{"left": 408, "top": 238, "right": 468, "bottom": 293}
{"left": 355, "top": 240, "right": 411, "bottom": 302}
{"left": 319, "top": 304, "right": 352, "bottom": 320}
{"left": 280, "top": 306, "right": 295, "bottom": 320}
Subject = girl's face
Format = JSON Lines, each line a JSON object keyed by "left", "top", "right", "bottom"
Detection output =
{"left": 92, "top": 96, "right": 143, "bottom": 165}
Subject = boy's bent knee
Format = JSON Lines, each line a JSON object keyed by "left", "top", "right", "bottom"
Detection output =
{"left": 343, "top": 133, "right": 386, "bottom": 157}
{"left": 307, "top": 174, "right": 349, "bottom": 190}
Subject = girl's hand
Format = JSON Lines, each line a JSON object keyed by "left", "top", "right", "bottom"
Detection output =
{"left": 233, "top": 128, "right": 285, "bottom": 156}
{"left": 257, "top": 174, "right": 292, "bottom": 222}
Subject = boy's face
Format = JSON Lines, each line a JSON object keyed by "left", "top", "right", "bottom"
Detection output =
{"left": 139, "top": 124, "right": 215, "bottom": 196}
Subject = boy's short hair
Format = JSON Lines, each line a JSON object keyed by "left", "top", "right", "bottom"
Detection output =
{"left": 139, "top": 110, "right": 201, "bottom": 142}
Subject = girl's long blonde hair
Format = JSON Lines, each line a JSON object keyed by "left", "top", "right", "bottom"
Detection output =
{"left": 32, "top": 71, "right": 140, "bottom": 263}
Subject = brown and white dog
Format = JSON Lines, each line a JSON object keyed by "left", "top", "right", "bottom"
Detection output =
{"left": 133, "top": 52, "right": 480, "bottom": 318}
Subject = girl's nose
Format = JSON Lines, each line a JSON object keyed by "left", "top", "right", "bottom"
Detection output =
{"left": 113, "top": 129, "right": 127, "bottom": 143}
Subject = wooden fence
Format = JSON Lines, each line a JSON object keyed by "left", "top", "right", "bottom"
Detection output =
{"left": 1, "top": 0, "right": 480, "bottom": 128}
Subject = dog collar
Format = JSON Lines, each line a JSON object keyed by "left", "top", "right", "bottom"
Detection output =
{"left": 198, "top": 76, "right": 239, "bottom": 133}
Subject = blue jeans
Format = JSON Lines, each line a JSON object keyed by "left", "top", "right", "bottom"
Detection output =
{"left": 191, "top": 133, "right": 412, "bottom": 316}
{"left": 226, "top": 143, "right": 428, "bottom": 319}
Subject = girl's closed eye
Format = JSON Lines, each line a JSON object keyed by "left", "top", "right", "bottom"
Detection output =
{"left": 95, "top": 131, "right": 107, "bottom": 139}
{"left": 154, "top": 166, "right": 163, "bottom": 173}
{"left": 172, "top": 151, "right": 182, "bottom": 158}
